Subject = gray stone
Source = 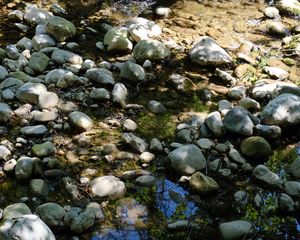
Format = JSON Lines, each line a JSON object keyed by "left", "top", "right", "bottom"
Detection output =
{"left": 240, "top": 136, "right": 271, "bottom": 161}
{"left": 89, "top": 88, "right": 110, "bottom": 100}
{"left": 68, "top": 111, "right": 93, "bottom": 132}
{"left": 17, "top": 37, "right": 33, "bottom": 51}
{"left": 229, "top": 148, "right": 247, "bottom": 164}
{"left": 15, "top": 157, "right": 34, "bottom": 180}
{"left": 218, "top": 100, "right": 232, "bottom": 116}
{"left": 228, "top": 85, "right": 246, "bottom": 100}
{"left": 263, "top": 66, "right": 289, "bottom": 80}
{"left": 2, "top": 58, "right": 25, "bottom": 72}
{"left": 123, "top": 119, "right": 138, "bottom": 132}
{"left": 215, "top": 68, "right": 237, "bottom": 86}
{"left": 234, "top": 191, "right": 248, "bottom": 206}
{"left": 51, "top": 49, "right": 83, "bottom": 65}
{"left": 133, "top": 39, "right": 169, "bottom": 62}
{"left": 284, "top": 181, "right": 300, "bottom": 197}
{"left": 8, "top": 9, "right": 24, "bottom": 21}
{"left": 3, "top": 203, "right": 31, "bottom": 220}
{"left": 2, "top": 89, "right": 15, "bottom": 100}
{"left": 45, "top": 16, "right": 76, "bottom": 42}
{"left": 35, "top": 202, "right": 66, "bottom": 228}
{"left": 120, "top": 61, "right": 145, "bottom": 82}
{"left": 45, "top": 69, "right": 76, "bottom": 88}
{"left": 168, "top": 144, "right": 206, "bottom": 175}
{"left": 219, "top": 220, "right": 254, "bottom": 240}
{"left": 16, "top": 82, "right": 47, "bottom": 104}
{"left": 112, "top": 83, "right": 128, "bottom": 107}
{"left": 0, "top": 214, "right": 55, "bottom": 240}
{"left": 103, "top": 26, "right": 132, "bottom": 52}
{"left": 253, "top": 165, "right": 280, "bottom": 188}
{"left": 90, "top": 176, "right": 126, "bottom": 200}
{"left": 30, "top": 179, "right": 49, "bottom": 197}
{"left": 122, "top": 133, "right": 148, "bottom": 153}
{"left": 266, "top": 21, "right": 290, "bottom": 37}
{"left": 28, "top": 52, "right": 49, "bottom": 73}
{"left": 279, "top": 193, "right": 295, "bottom": 213}
{"left": 0, "top": 66, "right": 8, "bottom": 80}
{"left": 24, "top": 4, "right": 53, "bottom": 25}
{"left": 148, "top": 100, "right": 166, "bottom": 114}
{"left": 254, "top": 124, "right": 282, "bottom": 139}
{"left": 38, "top": 92, "right": 59, "bottom": 109}
{"left": 238, "top": 97, "right": 260, "bottom": 111}
{"left": 189, "top": 36, "right": 232, "bottom": 65}
{"left": 20, "top": 125, "right": 48, "bottom": 136}
{"left": 189, "top": 172, "right": 219, "bottom": 194}
{"left": 0, "top": 145, "right": 11, "bottom": 161}
{"left": 0, "top": 103, "right": 13, "bottom": 123}
{"left": 205, "top": 111, "right": 225, "bottom": 137}
{"left": 260, "top": 94, "right": 300, "bottom": 125}
{"left": 6, "top": 44, "right": 20, "bottom": 60}
{"left": 150, "top": 138, "right": 163, "bottom": 152}
{"left": 32, "top": 34, "right": 56, "bottom": 51}
{"left": 32, "top": 141, "right": 55, "bottom": 157}
{"left": 86, "top": 68, "right": 115, "bottom": 85}
{"left": 195, "top": 138, "right": 215, "bottom": 150}
{"left": 135, "top": 175, "right": 157, "bottom": 186}
{"left": 176, "top": 129, "right": 193, "bottom": 143}
{"left": 291, "top": 156, "right": 300, "bottom": 178}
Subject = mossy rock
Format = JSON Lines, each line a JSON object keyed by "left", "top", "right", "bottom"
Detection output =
{"left": 240, "top": 136, "right": 271, "bottom": 161}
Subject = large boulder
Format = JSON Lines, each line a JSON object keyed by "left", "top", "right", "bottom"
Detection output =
{"left": 168, "top": 144, "right": 206, "bottom": 175}
{"left": 45, "top": 16, "right": 76, "bottom": 42}
{"left": 189, "top": 36, "right": 232, "bottom": 65}
{"left": 260, "top": 94, "right": 300, "bottom": 125}
{"left": 219, "top": 220, "right": 255, "bottom": 240}
{"left": 0, "top": 214, "right": 55, "bottom": 240}
{"left": 240, "top": 136, "right": 272, "bottom": 161}
{"left": 133, "top": 39, "right": 169, "bottom": 62}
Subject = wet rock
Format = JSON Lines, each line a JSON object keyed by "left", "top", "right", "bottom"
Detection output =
{"left": 260, "top": 93, "right": 300, "bottom": 125}
{"left": 168, "top": 144, "right": 206, "bottom": 175}
{"left": 112, "top": 83, "right": 128, "bottom": 107}
{"left": 0, "top": 66, "right": 8, "bottom": 80}
{"left": 240, "top": 136, "right": 271, "bottom": 161}
{"left": 15, "top": 157, "right": 34, "bottom": 180}
{"left": 35, "top": 202, "right": 66, "bottom": 228}
{"left": 120, "top": 61, "right": 145, "bottom": 82}
{"left": 20, "top": 125, "right": 48, "bottom": 136}
{"left": 254, "top": 124, "right": 281, "bottom": 139}
{"left": 68, "top": 111, "right": 93, "bottom": 132}
{"left": 3, "top": 203, "right": 31, "bottom": 220}
{"left": 135, "top": 175, "right": 157, "bottom": 186}
{"left": 38, "top": 92, "right": 59, "bottom": 109}
{"left": 266, "top": 21, "right": 290, "bottom": 37}
{"left": 30, "top": 179, "right": 49, "bottom": 197}
{"left": 24, "top": 4, "right": 53, "bottom": 25}
{"left": 16, "top": 82, "right": 47, "bottom": 104}
{"left": 90, "top": 176, "right": 126, "bottom": 200}
{"left": 278, "top": 0, "right": 300, "bottom": 16}
{"left": 279, "top": 193, "right": 295, "bottom": 213}
{"left": 253, "top": 165, "right": 280, "bottom": 188}
{"left": 17, "top": 37, "right": 33, "bottom": 51}
{"left": 0, "top": 214, "right": 55, "bottom": 240}
{"left": 122, "top": 133, "right": 148, "bottom": 153}
{"left": 189, "top": 36, "right": 232, "bottom": 66}
{"left": 264, "top": 7, "right": 280, "bottom": 18}
{"left": 284, "top": 181, "right": 300, "bottom": 197}
{"left": 32, "top": 141, "right": 55, "bottom": 157}
{"left": 103, "top": 26, "right": 132, "bottom": 52}
{"left": 150, "top": 138, "right": 163, "bottom": 152}
{"left": 238, "top": 97, "right": 260, "bottom": 111}
{"left": 223, "top": 107, "right": 258, "bottom": 136}
{"left": 196, "top": 138, "right": 215, "bottom": 150}
{"left": 189, "top": 172, "right": 219, "bottom": 194}
{"left": 205, "top": 111, "right": 225, "bottom": 137}
{"left": 51, "top": 49, "right": 83, "bottom": 65}
{"left": 219, "top": 220, "right": 254, "bottom": 240}
{"left": 0, "top": 103, "right": 13, "bottom": 123}
{"left": 45, "top": 16, "right": 76, "bottom": 42}
{"left": 32, "top": 34, "right": 56, "bottom": 51}
{"left": 227, "top": 86, "right": 246, "bottom": 100}
{"left": 28, "top": 52, "right": 49, "bottom": 73}
{"left": 89, "top": 88, "right": 110, "bottom": 100}
{"left": 263, "top": 66, "right": 289, "bottom": 80}
{"left": 148, "top": 100, "right": 166, "bottom": 114}
{"left": 123, "top": 119, "right": 138, "bottom": 132}
{"left": 133, "top": 39, "right": 169, "bottom": 62}
{"left": 86, "top": 68, "right": 115, "bottom": 85}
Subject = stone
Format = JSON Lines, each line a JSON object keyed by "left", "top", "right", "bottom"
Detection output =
{"left": 0, "top": 103, "right": 13, "bottom": 123}
{"left": 133, "top": 39, "right": 169, "bottom": 62}
{"left": 223, "top": 107, "right": 258, "bottom": 136}
{"left": 6, "top": 44, "right": 20, "bottom": 60}
{"left": 3, "top": 203, "right": 31, "bottom": 220}
{"left": 38, "top": 92, "right": 59, "bottom": 109}
{"left": 28, "top": 52, "right": 49, "bottom": 73}
{"left": 24, "top": 4, "right": 53, "bottom": 25}
{"left": 32, "top": 141, "right": 55, "bottom": 157}
{"left": 240, "top": 136, "right": 271, "bottom": 161}
{"left": 253, "top": 165, "right": 280, "bottom": 188}
{"left": 3, "top": 159, "right": 17, "bottom": 172}
{"left": 8, "top": 9, "right": 24, "bottom": 21}
{"left": 228, "top": 148, "right": 247, "bottom": 164}
{"left": 238, "top": 97, "right": 260, "bottom": 111}
{"left": 260, "top": 94, "right": 300, "bottom": 126}
{"left": 176, "top": 129, "right": 193, "bottom": 143}
{"left": 284, "top": 181, "right": 300, "bottom": 197}
{"left": 2, "top": 89, "right": 15, "bottom": 100}
{"left": 16, "top": 82, "right": 47, "bottom": 104}
{"left": 234, "top": 191, "right": 248, "bottom": 206}
{"left": 155, "top": 6, "right": 172, "bottom": 18}
{"left": 15, "top": 157, "right": 34, "bottom": 180}
{"left": 89, "top": 88, "right": 109, "bottom": 100}
{"left": 30, "top": 179, "right": 49, "bottom": 197}
{"left": 120, "top": 61, "right": 145, "bottom": 82}
{"left": 90, "top": 176, "right": 126, "bottom": 200}
{"left": 123, "top": 119, "right": 138, "bottom": 132}
{"left": 81, "top": 59, "right": 96, "bottom": 71}
{"left": 122, "top": 133, "right": 148, "bottom": 153}
{"left": 17, "top": 37, "right": 33, "bottom": 50}
{"left": 195, "top": 138, "right": 215, "bottom": 150}
{"left": 35, "top": 202, "right": 66, "bottom": 228}
{"left": 0, "top": 214, "right": 55, "bottom": 240}
{"left": 218, "top": 100, "right": 232, "bottom": 116}
{"left": 291, "top": 157, "right": 300, "bottom": 178}
{"left": 150, "top": 138, "right": 163, "bottom": 152}
{"left": 135, "top": 175, "right": 157, "bottom": 186}
{"left": 264, "top": 7, "right": 280, "bottom": 18}
{"left": 279, "top": 193, "right": 295, "bottom": 213}
{"left": 68, "top": 111, "right": 93, "bottom": 132}
{"left": 86, "top": 68, "right": 115, "bottom": 85}
{"left": 189, "top": 36, "right": 232, "bottom": 65}
{"left": 219, "top": 220, "right": 254, "bottom": 240}
{"left": 103, "top": 26, "right": 132, "bottom": 52}
{"left": 32, "top": 34, "right": 56, "bottom": 51}
{"left": 139, "top": 152, "right": 155, "bottom": 163}
{"left": 254, "top": 124, "right": 281, "bottom": 139}
{"left": 215, "top": 68, "right": 237, "bottom": 86}
{"left": 51, "top": 49, "right": 83, "bottom": 65}
{"left": 112, "top": 83, "right": 128, "bottom": 107}
{"left": 0, "top": 66, "right": 8, "bottom": 80}
{"left": 0, "top": 145, "right": 11, "bottom": 161}
{"left": 205, "top": 111, "right": 225, "bottom": 137}
{"left": 45, "top": 69, "right": 76, "bottom": 88}
{"left": 263, "top": 66, "right": 289, "bottom": 80}
{"left": 227, "top": 86, "right": 246, "bottom": 100}
{"left": 168, "top": 144, "right": 206, "bottom": 175}
{"left": 189, "top": 172, "right": 219, "bottom": 194}
{"left": 148, "top": 100, "right": 166, "bottom": 114}
{"left": 45, "top": 16, "right": 76, "bottom": 42}
{"left": 266, "top": 21, "right": 290, "bottom": 37}
{"left": 278, "top": 0, "right": 300, "bottom": 16}
{"left": 20, "top": 125, "right": 48, "bottom": 136}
